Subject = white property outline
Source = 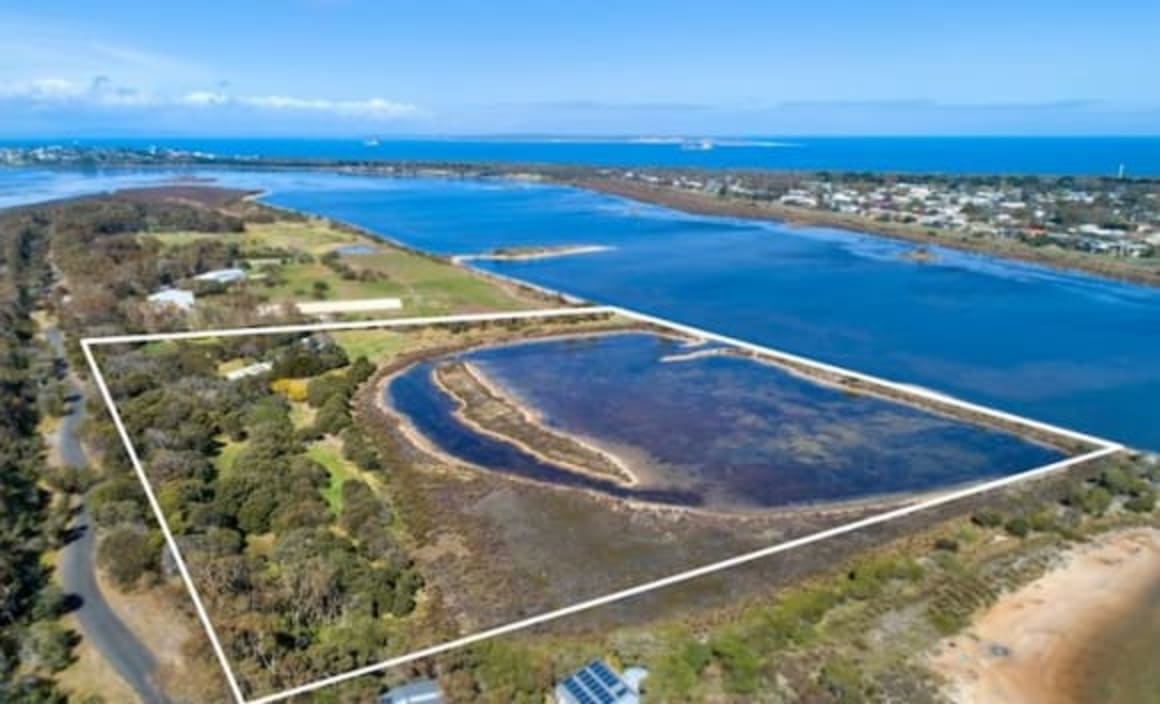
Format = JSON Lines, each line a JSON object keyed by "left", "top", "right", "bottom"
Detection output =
{"left": 81, "top": 305, "right": 1124, "bottom": 704}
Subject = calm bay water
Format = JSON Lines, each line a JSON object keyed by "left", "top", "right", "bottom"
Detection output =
{"left": 259, "top": 174, "right": 1160, "bottom": 450}
{"left": 1, "top": 167, "right": 1158, "bottom": 450}
{"left": 6, "top": 136, "right": 1160, "bottom": 175}
{"left": 390, "top": 333, "right": 1063, "bottom": 509}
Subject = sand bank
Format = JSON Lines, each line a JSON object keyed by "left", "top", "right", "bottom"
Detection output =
{"left": 455, "top": 244, "right": 613, "bottom": 262}
{"left": 930, "top": 526, "right": 1160, "bottom": 704}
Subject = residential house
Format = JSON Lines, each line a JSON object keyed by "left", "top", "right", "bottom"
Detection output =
{"left": 377, "top": 679, "right": 444, "bottom": 704}
{"left": 194, "top": 267, "right": 248, "bottom": 285}
{"left": 555, "top": 660, "right": 648, "bottom": 704}
{"left": 147, "top": 288, "right": 195, "bottom": 311}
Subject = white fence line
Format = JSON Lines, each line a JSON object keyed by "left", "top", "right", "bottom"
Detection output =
{"left": 81, "top": 307, "right": 1125, "bottom": 704}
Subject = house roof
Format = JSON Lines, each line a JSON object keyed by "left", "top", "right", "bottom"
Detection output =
{"left": 225, "top": 361, "right": 273, "bottom": 381}
{"left": 147, "top": 288, "right": 195, "bottom": 309}
{"left": 194, "top": 267, "right": 247, "bottom": 283}
{"left": 556, "top": 660, "right": 641, "bottom": 704}
{"left": 377, "top": 679, "right": 444, "bottom": 704}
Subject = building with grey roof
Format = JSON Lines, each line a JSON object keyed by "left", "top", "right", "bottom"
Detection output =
{"left": 377, "top": 679, "right": 444, "bottom": 704}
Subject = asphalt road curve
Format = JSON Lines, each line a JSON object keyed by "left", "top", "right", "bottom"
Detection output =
{"left": 48, "top": 327, "right": 172, "bottom": 704}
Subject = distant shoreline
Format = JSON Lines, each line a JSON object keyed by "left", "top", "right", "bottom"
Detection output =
{"left": 8, "top": 159, "right": 1157, "bottom": 288}
{"left": 565, "top": 177, "right": 1160, "bottom": 288}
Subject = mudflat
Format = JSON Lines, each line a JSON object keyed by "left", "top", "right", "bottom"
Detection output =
{"left": 433, "top": 360, "right": 637, "bottom": 485}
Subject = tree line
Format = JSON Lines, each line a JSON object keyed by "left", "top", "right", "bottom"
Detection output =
{"left": 0, "top": 201, "right": 79, "bottom": 702}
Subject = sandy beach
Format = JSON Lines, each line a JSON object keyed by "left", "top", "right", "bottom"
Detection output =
{"left": 456, "top": 244, "right": 614, "bottom": 262}
{"left": 930, "top": 526, "right": 1160, "bottom": 704}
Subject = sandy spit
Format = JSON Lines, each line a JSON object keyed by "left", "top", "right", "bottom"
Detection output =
{"left": 929, "top": 526, "right": 1160, "bottom": 704}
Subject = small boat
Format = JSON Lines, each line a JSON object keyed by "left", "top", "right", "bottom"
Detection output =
{"left": 680, "top": 138, "right": 714, "bottom": 151}
{"left": 363, "top": 137, "right": 380, "bottom": 147}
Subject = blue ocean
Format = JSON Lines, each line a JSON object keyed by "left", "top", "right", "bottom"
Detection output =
{"left": 6, "top": 136, "right": 1160, "bottom": 176}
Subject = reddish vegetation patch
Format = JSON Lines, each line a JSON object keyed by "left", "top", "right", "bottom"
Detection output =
{"left": 112, "top": 185, "right": 258, "bottom": 208}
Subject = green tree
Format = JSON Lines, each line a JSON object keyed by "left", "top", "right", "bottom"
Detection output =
{"left": 1004, "top": 516, "right": 1031, "bottom": 538}
{"left": 1124, "top": 490, "right": 1156, "bottom": 513}
{"left": 97, "top": 527, "right": 154, "bottom": 588}
{"left": 818, "top": 659, "right": 864, "bottom": 704}
{"left": 711, "top": 634, "right": 762, "bottom": 694}
{"left": 26, "top": 622, "right": 78, "bottom": 672}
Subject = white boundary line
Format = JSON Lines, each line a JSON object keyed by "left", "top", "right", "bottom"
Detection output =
{"left": 83, "top": 307, "right": 612, "bottom": 346}
{"left": 81, "top": 340, "right": 249, "bottom": 704}
{"left": 81, "top": 306, "right": 1125, "bottom": 704}
{"left": 610, "top": 308, "right": 1117, "bottom": 448}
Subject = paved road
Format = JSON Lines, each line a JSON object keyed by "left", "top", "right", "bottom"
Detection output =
{"left": 47, "top": 328, "right": 172, "bottom": 704}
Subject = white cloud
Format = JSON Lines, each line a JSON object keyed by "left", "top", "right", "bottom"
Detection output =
{"left": 0, "top": 78, "right": 85, "bottom": 100}
{"left": 180, "top": 90, "right": 229, "bottom": 106}
{"left": 0, "top": 76, "right": 157, "bottom": 106}
{"left": 1, "top": 77, "right": 421, "bottom": 122}
{"left": 238, "top": 95, "right": 420, "bottom": 118}
{"left": 0, "top": 20, "right": 419, "bottom": 123}
{"left": 175, "top": 91, "right": 421, "bottom": 119}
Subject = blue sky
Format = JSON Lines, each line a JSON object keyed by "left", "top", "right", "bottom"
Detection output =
{"left": 2, "top": 0, "right": 1159, "bottom": 136}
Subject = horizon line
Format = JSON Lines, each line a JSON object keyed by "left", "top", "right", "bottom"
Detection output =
{"left": 4, "top": 133, "right": 1160, "bottom": 142}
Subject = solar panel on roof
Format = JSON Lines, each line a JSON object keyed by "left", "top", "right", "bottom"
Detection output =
{"left": 564, "top": 679, "right": 593, "bottom": 704}
{"left": 572, "top": 671, "right": 603, "bottom": 703}
{"left": 590, "top": 661, "right": 619, "bottom": 688}
{"left": 578, "top": 670, "right": 602, "bottom": 693}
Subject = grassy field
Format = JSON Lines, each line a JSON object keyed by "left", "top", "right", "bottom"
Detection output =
{"left": 213, "top": 438, "right": 247, "bottom": 478}
{"left": 148, "top": 217, "right": 547, "bottom": 317}
{"left": 150, "top": 221, "right": 356, "bottom": 255}
{"left": 331, "top": 330, "right": 412, "bottom": 360}
{"left": 55, "top": 614, "right": 140, "bottom": 703}
{"left": 306, "top": 438, "right": 361, "bottom": 513}
{"left": 259, "top": 251, "right": 539, "bottom": 316}
{"left": 289, "top": 400, "right": 316, "bottom": 429}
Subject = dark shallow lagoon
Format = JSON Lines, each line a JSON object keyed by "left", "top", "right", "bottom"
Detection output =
{"left": 389, "top": 333, "right": 1064, "bottom": 510}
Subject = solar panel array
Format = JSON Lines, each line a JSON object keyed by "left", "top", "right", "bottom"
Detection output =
{"left": 557, "top": 660, "right": 634, "bottom": 704}
{"left": 589, "top": 661, "right": 629, "bottom": 696}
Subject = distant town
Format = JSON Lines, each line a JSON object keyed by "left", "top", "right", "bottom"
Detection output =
{"left": 611, "top": 168, "right": 1160, "bottom": 259}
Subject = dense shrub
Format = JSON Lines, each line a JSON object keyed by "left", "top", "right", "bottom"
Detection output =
{"left": 97, "top": 527, "right": 154, "bottom": 588}
{"left": 970, "top": 510, "right": 1003, "bottom": 528}
{"left": 1004, "top": 516, "right": 1030, "bottom": 538}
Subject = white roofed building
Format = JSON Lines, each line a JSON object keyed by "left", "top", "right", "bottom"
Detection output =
{"left": 194, "top": 267, "right": 248, "bottom": 284}
{"left": 147, "top": 288, "right": 195, "bottom": 310}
